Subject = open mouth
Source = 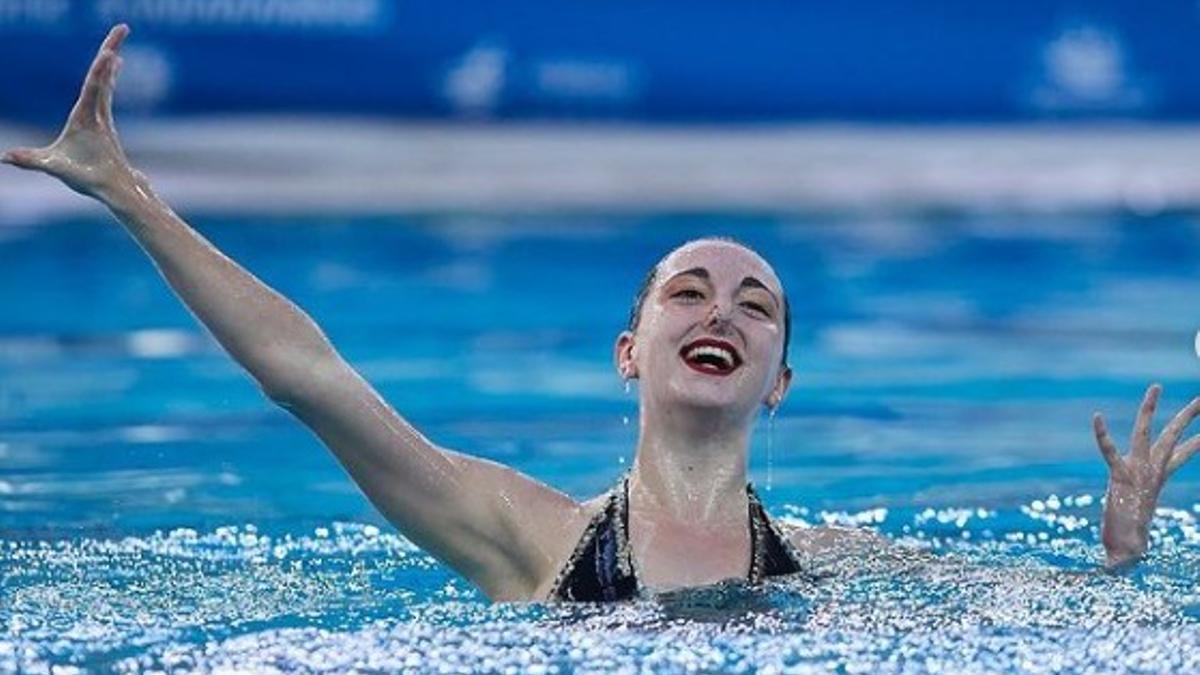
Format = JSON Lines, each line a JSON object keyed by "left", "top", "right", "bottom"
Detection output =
{"left": 679, "top": 338, "right": 742, "bottom": 376}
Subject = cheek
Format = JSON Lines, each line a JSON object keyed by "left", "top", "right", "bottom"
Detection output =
{"left": 631, "top": 326, "right": 674, "bottom": 371}
{"left": 650, "top": 332, "right": 684, "bottom": 367}
{"left": 749, "top": 320, "right": 782, "bottom": 353}
{"left": 641, "top": 309, "right": 694, "bottom": 349}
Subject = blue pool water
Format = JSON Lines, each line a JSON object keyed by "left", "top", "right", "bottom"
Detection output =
{"left": 2, "top": 213, "right": 1200, "bottom": 672}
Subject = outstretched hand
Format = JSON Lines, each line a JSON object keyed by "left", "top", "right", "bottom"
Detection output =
{"left": 2, "top": 24, "right": 137, "bottom": 199}
{"left": 1093, "top": 384, "right": 1200, "bottom": 569}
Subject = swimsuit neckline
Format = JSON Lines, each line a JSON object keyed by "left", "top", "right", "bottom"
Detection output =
{"left": 613, "top": 472, "right": 771, "bottom": 593}
{"left": 549, "top": 471, "right": 805, "bottom": 601}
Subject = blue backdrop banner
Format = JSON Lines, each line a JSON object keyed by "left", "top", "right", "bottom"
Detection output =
{"left": 2, "top": 1, "right": 1198, "bottom": 123}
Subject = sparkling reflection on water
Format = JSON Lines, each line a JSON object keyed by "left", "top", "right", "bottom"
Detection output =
{"left": 2, "top": 214, "right": 1200, "bottom": 672}
{"left": 5, "top": 518, "right": 1200, "bottom": 672}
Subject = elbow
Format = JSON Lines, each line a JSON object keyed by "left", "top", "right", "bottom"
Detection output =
{"left": 254, "top": 348, "right": 344, "bottom": 409}
{"left": 261, "top": 378, "right": 301, "bottom": 409}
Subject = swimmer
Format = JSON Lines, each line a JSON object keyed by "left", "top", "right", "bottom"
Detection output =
{"left": 5, "top": 26, "right": 1198, "bottom": 600}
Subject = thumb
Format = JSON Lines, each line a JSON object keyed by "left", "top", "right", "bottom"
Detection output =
{"left": 2, "top": 147, "right": 37, "bottom": 168}
{"left": 1, "top": 147, "right": 52, "bottom": 171}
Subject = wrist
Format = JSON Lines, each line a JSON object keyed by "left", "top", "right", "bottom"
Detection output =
{"left": 1104, "top": 548, "right": 1144, "bottom": 573}
{"left": 1101, "top": 482, "right": 1154, "bottom": 566}
{"left": 100, "top": 169, "right": 159, "bottom": 214}
{"left": 1102, "top": 517, "right": 1148, "bottom": 571}
{"left": 1102, "top": 528, "right": 1147, "bottom": 564}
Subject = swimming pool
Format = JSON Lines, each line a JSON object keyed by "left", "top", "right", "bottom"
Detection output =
{"left": 2, "top": 213, "right": 1199, "bottom": 672}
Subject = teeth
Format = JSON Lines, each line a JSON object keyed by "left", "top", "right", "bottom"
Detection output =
{"left": 686, "top": 345, "right": 734, "bottom": 367}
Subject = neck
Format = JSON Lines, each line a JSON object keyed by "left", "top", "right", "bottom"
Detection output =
{"left": 630, "top": 404, "right": 751, "bottom": 524}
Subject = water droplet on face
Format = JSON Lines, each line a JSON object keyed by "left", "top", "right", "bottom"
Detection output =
{"left": 766, "top": 407, "right": 777, "bottom": 492}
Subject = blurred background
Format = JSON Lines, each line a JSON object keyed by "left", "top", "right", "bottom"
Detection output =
{"left": 3, "top": 0, "right": 1200, "bottom": 218}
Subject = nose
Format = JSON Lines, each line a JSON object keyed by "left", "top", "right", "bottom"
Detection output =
{"left": 703, "top": 301, "right": 733, "bottom": 331}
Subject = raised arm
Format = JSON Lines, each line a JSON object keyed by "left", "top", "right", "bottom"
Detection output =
{"left": 1093, "top": 384, "right": 1200, "bottom": 571}
{"left": 2, "top": 26, "right": 584, "bottom": 600}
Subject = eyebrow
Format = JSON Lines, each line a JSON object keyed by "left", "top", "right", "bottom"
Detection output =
{"left": 740, "top": 276, "right": 781, "bottom": 308}
{"left": 664, "top": 268, "right": 781, "bottom": 308}
{"left": 669, "top": 267, "right": 710, "bottom": 282}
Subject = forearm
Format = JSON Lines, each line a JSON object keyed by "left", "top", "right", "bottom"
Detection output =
{"left": 102, "top": 172, "right": 336, "bottom": 399}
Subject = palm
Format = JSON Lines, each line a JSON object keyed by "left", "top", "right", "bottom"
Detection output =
{"left": 2, "top": 24, "right": 133, "bottom": 197}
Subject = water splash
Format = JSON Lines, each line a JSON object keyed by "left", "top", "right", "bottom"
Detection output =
{"left": 622, "top": 377, "right": 634, "bottom": 466}
{"left": 765, "top": 407, "right": 777, "bottom": 492}
{"left": 3, "top": 503, "right": 1200, "bottom": 673}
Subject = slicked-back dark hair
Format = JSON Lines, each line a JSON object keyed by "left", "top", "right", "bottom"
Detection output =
{"left": 627, "top": 239, "right": 792, "bottom": 368}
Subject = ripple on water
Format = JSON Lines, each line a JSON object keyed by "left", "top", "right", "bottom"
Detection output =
{"left": 2, "top": 507, "right": 1200, "bottom": 673}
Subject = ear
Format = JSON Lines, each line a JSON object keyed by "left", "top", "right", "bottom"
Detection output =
{"left": 765, "top": 365, "right": 792, "bottom": 410}
{"left": 614, "top": 330, "right": 638, "bottom": 380}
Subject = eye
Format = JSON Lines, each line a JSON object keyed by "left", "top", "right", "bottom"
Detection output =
{"left": 672, "top": 289, "right": 705, "bottom": 302}
{"left": 740, "top": 301, "right": 771, "bottom": 317}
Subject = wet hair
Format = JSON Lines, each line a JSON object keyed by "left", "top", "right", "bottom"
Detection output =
{"left": 627, "top": 238, "right": 792, "bottom": 368}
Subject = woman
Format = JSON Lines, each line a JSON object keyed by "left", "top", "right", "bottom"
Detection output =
{"left": 4, "top": 26, "right": 1197, "bottom": 602}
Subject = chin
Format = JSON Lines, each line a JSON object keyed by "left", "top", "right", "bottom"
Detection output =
{"left": 662, "top": 376, "right": 757, "bottom": 420}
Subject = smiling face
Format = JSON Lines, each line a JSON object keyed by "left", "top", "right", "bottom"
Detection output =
{"left": 616, "top": 239, "right": 792, "bottom": 425}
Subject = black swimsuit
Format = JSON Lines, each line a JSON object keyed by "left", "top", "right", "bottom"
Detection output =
{"left": 550, "top": 474, "right": 806, "bottom": 602}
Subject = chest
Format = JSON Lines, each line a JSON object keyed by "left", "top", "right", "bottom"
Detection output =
{"left": 628, "top": 512, "right": 753, "bottom": 590}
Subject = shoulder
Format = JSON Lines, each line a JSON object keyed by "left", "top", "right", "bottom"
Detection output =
{"left": 784, "top": 523, "right": 889, "bottom": 558}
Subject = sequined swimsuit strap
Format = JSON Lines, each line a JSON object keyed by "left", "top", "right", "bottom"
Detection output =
{"left": 548, "top": 475, "right": 639, "bottom": 602}
{"left": 746, "top": 483, "right": 807, "bottom": 579}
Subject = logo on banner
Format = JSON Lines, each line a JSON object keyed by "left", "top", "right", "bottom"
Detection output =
{"left": 443, "top": 42, "right": 508, "bottom": 117}
{"left": 0, "top": 0, "right": 69, "bottom": 25}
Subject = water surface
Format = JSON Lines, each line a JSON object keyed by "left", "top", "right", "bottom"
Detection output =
{"left": 2, "top": 214, "right": 1199, "bottom": 672}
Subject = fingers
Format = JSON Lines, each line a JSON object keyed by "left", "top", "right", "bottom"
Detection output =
{"left": 101, "top": 23, "right": 131, "bottom": 54}
{"left": 69, "top": 25, "right": 130, "bottom": 130}
{"left": 1093, "top": 412, "right": 1128, "bottom": 479}
{"left": 97, "top": 54, "right": 124, "bottom": 129}
{"left": 1167, "top": 434, "right": 1200, "bottom": 476}
{"left": 1158, "top": 396, "right": 1200, "bottom": 454}
{"left": 77, "top": 51, "right": 119, "bottom": 123}
{"left": 97, "top": 26, "right": 130, "bottom": 126}
{"left": 1130, "top": 383, "right": 1161, "bottom": 461}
